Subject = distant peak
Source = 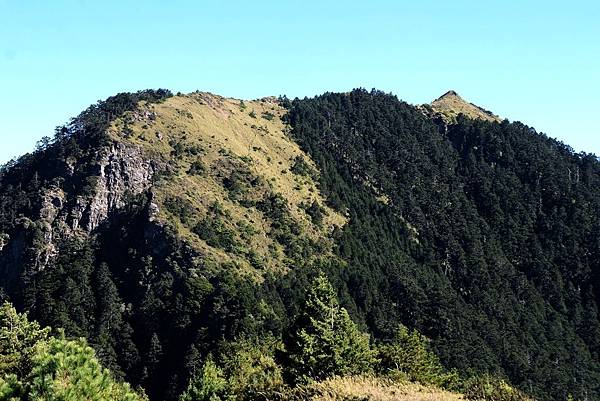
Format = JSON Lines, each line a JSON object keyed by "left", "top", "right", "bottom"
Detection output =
{"left": 428, "top": 90, "right": 501, "bottom": 123}
{"left": 435, "top": 90, "right": 462, "bottom": 102}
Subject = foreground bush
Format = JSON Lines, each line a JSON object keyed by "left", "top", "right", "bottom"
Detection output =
{"left": 377, "top": 325, "right": 458, "bottom": 389}
{"left": 463, "top": 375, "right": 532, "bottom": 401}
{"left": 0, "top": 302, "right": 144, "bottom": 401}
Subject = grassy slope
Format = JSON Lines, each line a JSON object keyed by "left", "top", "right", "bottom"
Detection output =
{"left": 107, "top": 92, "right": 345, "bottom": 278}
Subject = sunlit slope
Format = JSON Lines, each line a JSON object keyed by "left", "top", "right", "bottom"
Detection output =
{"left": 108, "top": 92, "right": 345, "bottom": 277}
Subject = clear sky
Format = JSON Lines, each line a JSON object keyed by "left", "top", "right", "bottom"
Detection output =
{"left": 1, "top": 0, "right": 599, "bottom": 163}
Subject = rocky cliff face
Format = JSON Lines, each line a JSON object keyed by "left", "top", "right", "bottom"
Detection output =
{"left": 74, "top": 142, "right": 156, "bottom": 232}
{"left": 2, "top": 141, "right": 157, "bottom": 274}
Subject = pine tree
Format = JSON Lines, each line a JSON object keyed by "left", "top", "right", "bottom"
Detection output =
{"left": 29, "top": 336, "right": 143, "bottom": 401}
{"left": 285, "top": 272, "right": 376, "bottom": 383}
{"left": 180, "top": 357, "right": 230, "bottom": 401}
{"left": 92, "top": 262, "right": 124, "bottom": 375}
{"left": 0, "top": 302, "right": 144, "bottom": 401}
{"left": 0, "top": 302, "right": 49, "bottom": 377}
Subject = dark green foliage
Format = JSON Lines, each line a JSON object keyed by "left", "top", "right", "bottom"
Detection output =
{"left": 285, "top": 89, "right": 600, "bottom": 400}
{"left": 290, "top": 155, "right": 317, "bottom": 179}
{"left": 222, "top": 166, "right": 261, "bottom": 203}
{"left": 188, "top": 160, "right": 207, "bottom": 176}
{"left": 257, "top": 193, "right": 325, "bottom": 260}
{"left": 193, "top": 203, "right": 239, "bottom": 252}
{"left": 165, "top": 196, "right": 197, "bottom": 225}
{"left": 27, "top": 238, "right": 96, "bottom": 338}
{"left": 91, "top": 262, "right": 137, "bottom": 378}
{"left": 65, "top": 88, "right": 171, "bottom": 148}
{"left": 301, "top": 200, "right": 326, "bottom": 226}
{"left": 261, "top": 111, "right": 275, "bottom": 121}
{"left": 171, "top": 141, "right": 204, "bottom": 158}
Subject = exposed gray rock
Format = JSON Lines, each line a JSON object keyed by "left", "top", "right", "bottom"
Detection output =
{"left": 0, "top": 233, "right": 8, "bottom": 252}
{"left": 28, "top": 141, "right": 156, "bottom": 270}
{"left": 148, "top": 192, "right": 160, "bottom": 222}
{"left": 82, "top": 142, "right": 155, "bottom": 232}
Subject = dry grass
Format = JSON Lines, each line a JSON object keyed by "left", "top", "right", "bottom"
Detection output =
{"left": 306, "top": 376, "right": 463, "bottom": 401}
{"left": 106, "top": 92, "right": 345, "bottom": 277}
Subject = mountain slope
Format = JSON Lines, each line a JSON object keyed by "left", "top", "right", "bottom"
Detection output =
{"left": 110, "top": 92, "right": 344, "bottom": 276}
{"left": 1, "top": 88, "right": 600, "bottom": 401}
{"left": 0, "top": 90, "right": 346, "bottom": 400}
{"left": 286, "top": 89, "right": 600, "bottom": 400}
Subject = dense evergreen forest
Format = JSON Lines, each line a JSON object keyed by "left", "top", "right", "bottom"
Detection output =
{"left": 0, "top": 88, "right": 599, "bottom": 401}
{"left": 286, "top": 90, "right": 600, "bottom": 399}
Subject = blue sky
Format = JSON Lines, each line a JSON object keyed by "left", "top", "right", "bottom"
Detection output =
{"left": 1, "top": 0, "right": 599, "bottom": 163}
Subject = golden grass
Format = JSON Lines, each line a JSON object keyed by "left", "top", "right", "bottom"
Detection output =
{"left": 307, "top": 376, "right": 464, "bottom": 401}
{"left": 106, "top": 92, "right": 346, "bottom": 277}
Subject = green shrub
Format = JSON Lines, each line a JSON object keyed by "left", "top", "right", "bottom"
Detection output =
{"left": 219, "top": 338, "right": 284, "bottom": 400}
{"left": 301, "top": 200, "right": 326, "bottom": 226}
{"left": 261, "top": 111, "right": 275, "bottom": 121}
{"left": 180, "top": 357, "right": 231, "bottom": 401}
{"left": 0, "top": 302, "right": 50, "bottom": 378}
{"left": 164, "top": 196, "right": 197, "bottom": 226}
{"left": 290, "top": 156, "right": 317, "bottom": 179}
{"left": 463, "top": 375, "right": 531, "bottom": 401}
{"left": 189, "top": 160, "right": 207, "bottom": 176}
{"left": 193, "top": 203, "right": 239, "bottom": 252}
{"left": 377, "top": 325, "right": 458, "bottom": 389}
{"left": 181, "top": 339, "right": 284, "bottom": 401}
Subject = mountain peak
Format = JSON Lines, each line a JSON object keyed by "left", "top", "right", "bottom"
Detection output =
{"left": 429, "top": 90, "right": 500, "bottom": 123}
{"left": 436, "top": 90, "right": 461, "bottom": 100}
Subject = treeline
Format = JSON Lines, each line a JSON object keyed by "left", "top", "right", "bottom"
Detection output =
{"left": 0, "top": 274, "right": 529, "bottom": 401}
{"left": 178, "top": 272, "right": 529, "bottom": 401}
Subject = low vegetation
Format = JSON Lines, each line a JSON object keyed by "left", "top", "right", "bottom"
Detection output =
{"left": 176, "top": 273, "right": 528, "bottom": 401}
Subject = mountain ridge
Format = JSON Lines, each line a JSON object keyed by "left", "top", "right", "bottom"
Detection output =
{"left": 1, "top": 88, "right": 599, "bottom": 401}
